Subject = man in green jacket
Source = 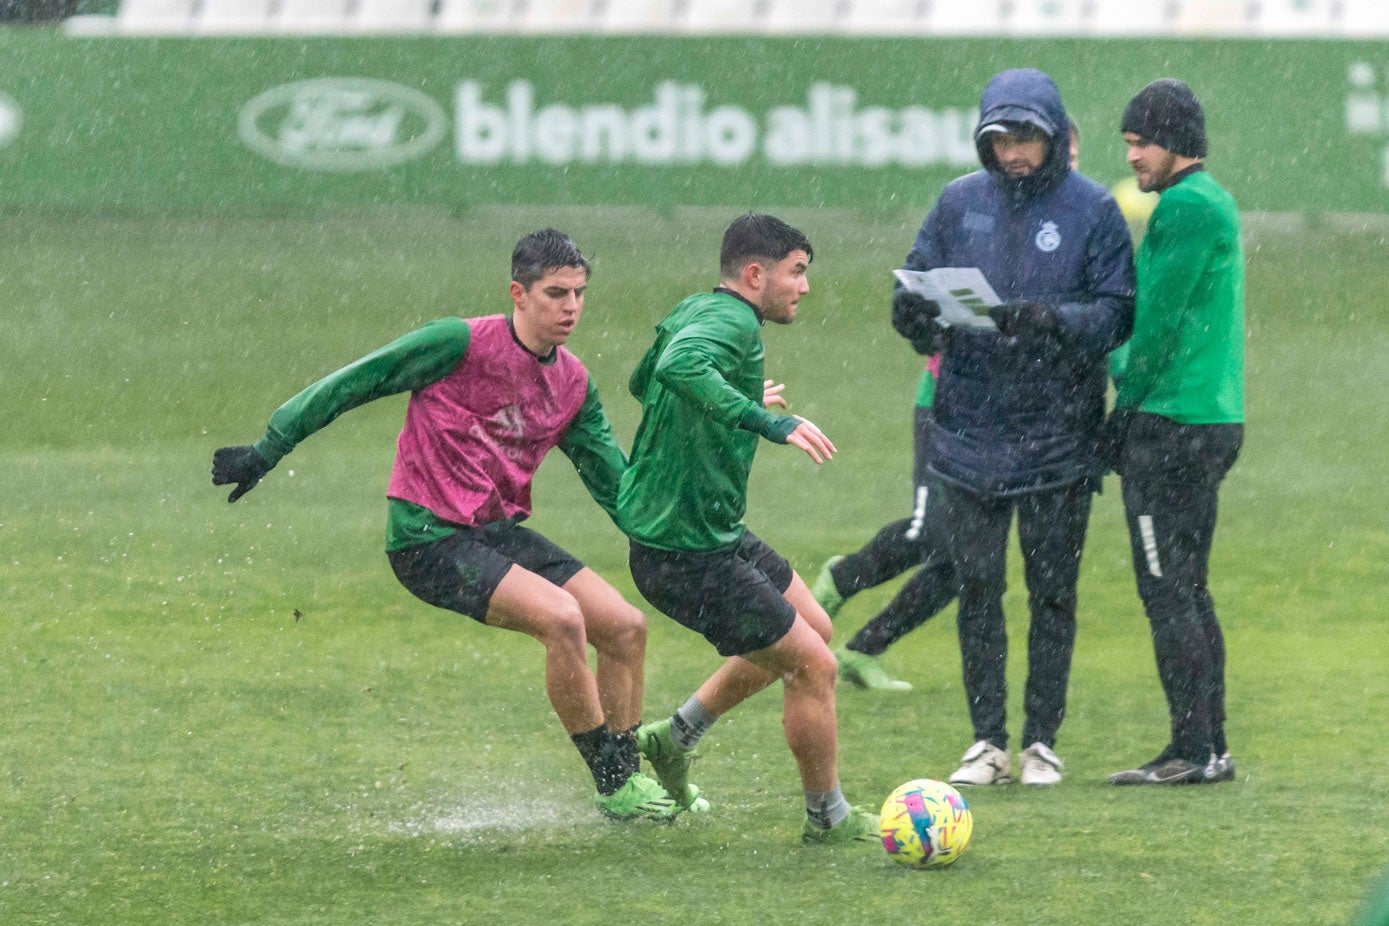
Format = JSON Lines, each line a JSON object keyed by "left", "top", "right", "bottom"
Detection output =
{"left": 619, "top": 214, "right": 878, "bottom": 845}
{"left": 1106, "top": 80, "right": 1246, "bottom": 785}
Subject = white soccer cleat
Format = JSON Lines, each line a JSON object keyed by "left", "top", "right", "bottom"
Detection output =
{"left": 948, "top": 740, "right": 1012, "bottom": 786}
{"left": 1019, "top": 742, "right": 1064, "bottom": 786}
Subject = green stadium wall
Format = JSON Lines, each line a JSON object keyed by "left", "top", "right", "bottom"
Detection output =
{"left": 2, "top": 31, "right": 1388, "bottom": 212}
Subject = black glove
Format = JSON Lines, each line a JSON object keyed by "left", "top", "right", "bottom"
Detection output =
{"left": 1099, "top": 407, "right": 1136, "bottom": 475}
{"left": 891, "top": 290, "right": 942, "bottom": 344}
{"left": 212, "top": 445, "right": 272, "bottom": 503}
{"left": 988, "top": 300, "right": 1061, "bottom": 340}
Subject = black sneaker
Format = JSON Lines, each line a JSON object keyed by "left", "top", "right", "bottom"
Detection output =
{"left": 1108, "top": 746, "right": 1174, "bottom": 785}
{"left": 1109, "top": 754, "right": 1212, "bottom": 785}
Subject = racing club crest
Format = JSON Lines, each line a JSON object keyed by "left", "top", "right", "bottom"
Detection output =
{"left": 1035, "top": 220, "right": 1061, "bottom": 252}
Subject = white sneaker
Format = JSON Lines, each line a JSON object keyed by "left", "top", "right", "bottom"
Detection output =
{"left": 948, "top": 740, "right": 1011, "bottom": 786}
{"left": 1019, "top": 742, "right": 1064, "bottom": 786}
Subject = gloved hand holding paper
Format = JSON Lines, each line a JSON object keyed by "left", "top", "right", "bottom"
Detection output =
{"left": 892, "top": 268, "right": 1002, "bottom": 330}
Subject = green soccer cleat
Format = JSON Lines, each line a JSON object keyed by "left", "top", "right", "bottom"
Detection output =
{"left": 836, "top": 647, "right": 913, "bottom": 692}
{"left": 801, "top": 806, "right": 881, "bottom": 846}
{"left": 810, "top": 555, "right": 847, "bottom": 619}
{"left": 636, "top": 719, "right": 706, "bottom": 811}
{"left": 594, "top": 771, "right": 680, "bottom": 821}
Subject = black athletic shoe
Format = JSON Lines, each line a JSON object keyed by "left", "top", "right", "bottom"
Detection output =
{"left": 1108, "top": 746, "right": 1175, "bottom": 785}
{"left": 1109, "top": 755, "right": 1212, "bottom": 785}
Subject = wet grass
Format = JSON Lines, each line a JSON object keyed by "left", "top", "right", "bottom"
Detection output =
{"left": 1, "top": 206, "right": 1386, "bottom": 925}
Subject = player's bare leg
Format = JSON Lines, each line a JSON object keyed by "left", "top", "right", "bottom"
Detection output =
{"left": 693, "top": 569, "right": 835, "bottom": 716}
{"left": 692, "top": 656, "right": 774, "bottom": 716}
{"left": 739, "top": 613, "right": 878, "bottom": 844}
{"left": 738, "top": 616, "right": 841, "bottom": 792}
{"left": 640, "top": 572, "right": 836, "bottom": 815}
{"left": 563, "top": 567, "right": 647, "bottom": 732}
{"left": 485, "top": 565, "right": 603, "bottom": 733}
{"left": 487, "top": 565, "right": 675, "bottom": 818}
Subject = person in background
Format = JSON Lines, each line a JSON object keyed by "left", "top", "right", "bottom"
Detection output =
{"left": 1107, "top": 79, "right": 1245, "bottom": 786}
{"left": 891, "top": 69, "right": 1133, "bottom": 786}
{"left": 810, "top": 117, "right": 1082, "bottom": 693}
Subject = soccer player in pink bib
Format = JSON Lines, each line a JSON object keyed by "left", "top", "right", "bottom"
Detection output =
{"left": 211, "top": 229, "right": 694, "bottom": 821}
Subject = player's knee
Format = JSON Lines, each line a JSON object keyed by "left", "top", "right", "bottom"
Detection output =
{"left": 604, "top": 603, "right": 647, "bottom": 655}
{"left": 537, "top": 593, "right": 588, "bottom": 652}
{"left": 822, "top": 645, "right": 841, "bottom": 682}
{"left": 809, "top": 647, "right": 839, "bottom": 690}
{"left": 786, "top": 644, "right": 838, "bottom": 692}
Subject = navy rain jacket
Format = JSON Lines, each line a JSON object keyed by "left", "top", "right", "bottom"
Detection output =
{"left": 907, "top": 68, "right": 1135, "bottom": 497}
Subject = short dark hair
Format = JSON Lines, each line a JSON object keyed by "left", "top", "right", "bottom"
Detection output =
{"left": 511, "top": 229, "right": 590, "bottom": 288}
{"left": 719, "top": 214, "right": 813, "bottom": 280}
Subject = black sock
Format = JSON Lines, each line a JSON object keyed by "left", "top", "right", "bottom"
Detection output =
{"left": 571, "top": 724, "right": 628, "bottom": 796}
{"left": 620, "top": 724, "right": 642, "bottom": 779}
{"left": 828, "top": 557, "right": 850, "bottom": 597}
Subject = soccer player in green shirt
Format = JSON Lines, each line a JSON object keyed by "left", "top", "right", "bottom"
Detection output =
{"left": 1106, "top": 80, "right": 1246, "bottom": 785}
{"left": 618, "top": 214, "right": 879, "bottom": 845}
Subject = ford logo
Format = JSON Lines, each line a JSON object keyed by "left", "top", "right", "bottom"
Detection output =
{"left": 0, "top": 91, "right": 21, "bottom": 149}
{"left": 238, "top": 78, "right": 446, "bottom": 172}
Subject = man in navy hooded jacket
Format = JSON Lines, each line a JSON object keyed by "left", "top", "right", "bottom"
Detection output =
{"left": 893, "top": 68, "right": 1134, "bottom": 786}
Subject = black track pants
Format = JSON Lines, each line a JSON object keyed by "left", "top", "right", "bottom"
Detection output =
{"left": 834, "top": 405, "right": 959, "bottom": 656}
{"left": 1120, "top": 414, "right": 1243, "bottom": 762}
{"left": 940, "top": 479, "right": 1093, "bottom": 751}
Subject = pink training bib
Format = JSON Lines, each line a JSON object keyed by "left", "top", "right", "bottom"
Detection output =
{"left": 387, "top": 314, "right": 589, "bottom": 526}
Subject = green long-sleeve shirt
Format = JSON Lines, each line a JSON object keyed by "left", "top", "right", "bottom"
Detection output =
{"left": 1112, "top": 169, "right": 1245, "bottom": 424}
{"left": 251, "top": 316, "right": 627, "bottom": 551}
{"left": 617, "top": 289, "right": 797, "bottom": 553}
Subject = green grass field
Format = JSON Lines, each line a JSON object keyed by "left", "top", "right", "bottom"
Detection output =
{"left": 2, "top": 206, "right": 1386, "bottom": 925}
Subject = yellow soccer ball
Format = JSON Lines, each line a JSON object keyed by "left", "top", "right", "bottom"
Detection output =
{"left": 879, "top": 778, "right": 973, "bottom": 869}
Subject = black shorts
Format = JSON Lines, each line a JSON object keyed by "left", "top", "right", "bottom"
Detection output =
{"left": 628, "top": 530, "right": 796, "bottom": 658}
{"left": 387, "top": 521, "right": 585, "bottom": 623}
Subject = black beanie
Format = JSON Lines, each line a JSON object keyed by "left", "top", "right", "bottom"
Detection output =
{"left": 1121, "top": 79, "right": 1207, "bottom": 158}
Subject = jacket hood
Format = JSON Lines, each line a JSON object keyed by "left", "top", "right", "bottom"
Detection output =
{"left": 974, "top": 69, "right": 1071, "bottom": 199}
